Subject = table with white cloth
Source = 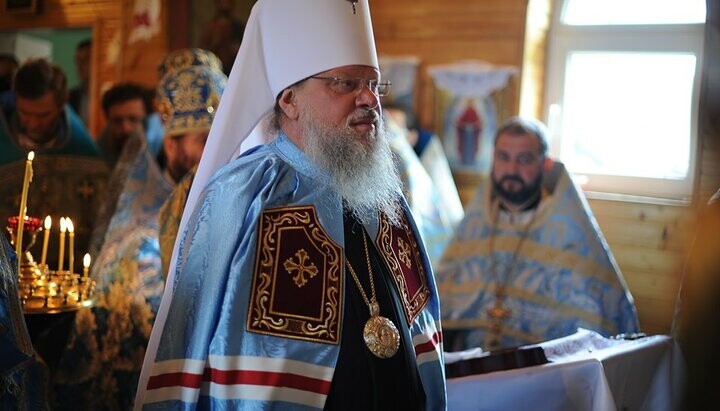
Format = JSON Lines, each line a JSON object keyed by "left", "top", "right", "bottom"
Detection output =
{"left": 445, "top": 329, "right": 682, "bottom": 411}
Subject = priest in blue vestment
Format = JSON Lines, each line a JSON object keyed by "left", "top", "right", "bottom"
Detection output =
{"left": 0, "top": 235, "right": 49, "bottom": 410}
{"left": 437, "top": 117, "right": 640, "bottom": 351}
{"left": 135, "top": 1, "right": 447, "bottom": 409}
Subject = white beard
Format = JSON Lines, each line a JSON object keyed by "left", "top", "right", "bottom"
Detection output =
{"left": 302, "top": 107, "right": 403, "bottom": 226}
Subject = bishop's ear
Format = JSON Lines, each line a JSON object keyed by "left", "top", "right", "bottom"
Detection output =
{"left": 277, "top": 87, "right": 299, "bottom": 120}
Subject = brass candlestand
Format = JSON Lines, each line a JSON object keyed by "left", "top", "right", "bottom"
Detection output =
{"left": 7, "top": 216, "right": 96, "bottom": 314}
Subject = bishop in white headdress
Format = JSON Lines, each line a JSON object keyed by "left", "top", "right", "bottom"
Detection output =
{"left": 135, "top": 1, "right": 447, "bottom": 409}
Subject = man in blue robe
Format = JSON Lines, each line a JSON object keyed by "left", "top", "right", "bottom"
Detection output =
{"left": 0, "top": 234, "right": 49, "bottom": 410}
{"left": 52, "top": 49, "right": 228, "bottom": 410}
{"left": 135, "top": 1, "right": 447, "bottom": 409}
{"left": 437, "top": 117, "right": 639, "bottom": 351}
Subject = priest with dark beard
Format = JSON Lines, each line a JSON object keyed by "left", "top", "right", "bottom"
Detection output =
{"left": 436, "top": 117, "right": 639, "bottom": 351}
{"left": 134, "top": 1, "right": 447, "bottom": 409}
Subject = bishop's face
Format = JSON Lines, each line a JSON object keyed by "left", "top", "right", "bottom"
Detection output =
{"left": 296, "top": 65, "right": 382, "bottom": 152}
{"left": 291, "top": 65, "right": 402, "bottom": 225}
{"left": 491, "top": 132, "right": 544, "bottom": 206}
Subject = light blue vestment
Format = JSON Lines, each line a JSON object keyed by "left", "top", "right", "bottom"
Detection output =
{"left": 389, "top": 127, "right": 454, "bottom": 270}
{"left": 0, "top": 236, "right": 49, "bottom": 410}
{"left": 141, "top": 134, "right": 446, "bottom": 410}
{"left": 437, "top": 162, "right": 640, "bottom": 350}
{"left": 53, "top": 134, "right": 172, "bottom": 409}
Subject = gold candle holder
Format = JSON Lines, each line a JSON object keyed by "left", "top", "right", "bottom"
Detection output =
{"left": 8, "top": 217, "right": 98, "bottom": 314}
{"left": 6, "top": 215, "right": 42, "bottom": 276}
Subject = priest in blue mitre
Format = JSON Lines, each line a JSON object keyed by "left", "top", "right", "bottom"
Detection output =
{"left": 51, "top": 49, "right": 227, "bottom": 410}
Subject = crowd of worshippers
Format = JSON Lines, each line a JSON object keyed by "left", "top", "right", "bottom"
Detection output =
{"left": 0, "top": 1, "right": 659, "bottom": 408}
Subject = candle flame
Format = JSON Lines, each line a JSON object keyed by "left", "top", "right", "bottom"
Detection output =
{"left": 66, "top": 218, "right": 74, "bottom": 233}
{"left": 28, "top": 151, "right": 34, "bottom": 161}
{"left": 83, "top": 253, "right": 91, "bottom": 268}
{"left": 60, "top": 217, "right": 67, "bottom": 232}
{"left": 44, "top": 215, "right": 51, "bottom": 229}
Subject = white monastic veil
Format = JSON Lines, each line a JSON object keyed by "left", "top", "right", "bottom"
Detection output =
{"left": 134, "top": 0, "right": 379, "bottom": 406}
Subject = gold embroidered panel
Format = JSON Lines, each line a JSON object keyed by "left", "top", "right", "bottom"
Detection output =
{"left": 247, "top": 206, "right": 343, "bottom": 345}
{"left": 376, "top": 212, "right": 430, "bottom": 324}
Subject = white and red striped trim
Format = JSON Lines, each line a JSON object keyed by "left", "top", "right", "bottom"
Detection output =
{"left": 414, "top": 326, "right": 443, "bottom": 366}
{"left": 144, "top": 356, "right": 334, "bottom": 407}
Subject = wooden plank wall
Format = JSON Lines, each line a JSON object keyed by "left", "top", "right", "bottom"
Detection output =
{"left": 589, "top": 199, "right": 694, "bottom": 334}
{"left": 372, "top": 0, "right": 528, "bottom": 132}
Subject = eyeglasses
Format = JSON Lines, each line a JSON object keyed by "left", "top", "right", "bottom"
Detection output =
{"left": 310, "top": 76, "right": 392, "bottom": 97}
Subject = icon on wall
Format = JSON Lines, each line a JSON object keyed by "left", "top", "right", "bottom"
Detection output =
{"left": 429, "top": 60, "right": 518, "bottom": 174}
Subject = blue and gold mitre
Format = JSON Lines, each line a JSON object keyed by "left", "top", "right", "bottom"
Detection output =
{"left": 158, "top": 48, "right": 223, "bottom": 78}
{"left": 156, "top": 49, "right": 228, "bottom": 138}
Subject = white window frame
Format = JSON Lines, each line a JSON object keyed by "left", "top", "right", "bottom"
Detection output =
{"left": 544, "top": 1, "right": 705, "bottom": 201}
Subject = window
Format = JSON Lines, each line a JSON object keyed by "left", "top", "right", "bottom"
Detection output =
{"left": 544, "top": 0, "right": 706, "bottom": 200}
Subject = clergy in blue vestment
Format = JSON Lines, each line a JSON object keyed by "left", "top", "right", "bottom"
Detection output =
{"left": 437, "top": 117, "right": 639, "bottom": 351}
{"left": 384, "top": 110, "right": 456, "bottom": 270}
{"left": 384, "top": 104, "right": 465, "bottom": 229}
{"left": 0, "top": 234, "right": 49, "bottom": 410}
{"left": 52, "top": 50, "right": 227, "bottom": 410}
{"left": 0, "top": 58, "right": 107, "bottom": 274}
{"left": 135, "top": 1, "right": 447, "bottom": 409}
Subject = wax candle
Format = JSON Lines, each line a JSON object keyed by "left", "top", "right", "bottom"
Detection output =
{"left": 58, "top": 217, "right": 66, "bottom": 272}
{"left": 83, "top": 253, "right": 91, "bottom": 278}
{"left": 16, "top": 151, "right": 34, "bottom": 273}
{"left": 40, "top": 215, "right": 51, "bottom": 267}
{"left": 67, "top": 218, "right": 75, "bottom": 273}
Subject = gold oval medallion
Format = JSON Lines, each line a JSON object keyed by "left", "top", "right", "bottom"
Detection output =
{"left": 363, "top": 315, "right": 400, "bottom": 358}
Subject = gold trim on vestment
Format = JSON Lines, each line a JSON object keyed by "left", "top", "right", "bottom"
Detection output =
{"left": 440, "top": 283, "right": 615, "bottom": 331}
{"left": 247, "top": 206, "right": 342, "bottom": 344}
{"left": 442, "top": 318, "right": 543, "bottom": 344}
{"left": 376, "top": 212, "right": 430, "bottom": 324}
{"left": 441, "top": 239, "right": 620, "bottom": 285}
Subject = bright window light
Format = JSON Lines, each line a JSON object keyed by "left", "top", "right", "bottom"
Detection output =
{"left": 563, "top": 0, "right": 706, "bottom": 25}
{"left": 560, "top": 52, "right": 697, "bottom": 180}
{"left": 545, "top": 0, "right": 705, "bottom": 199}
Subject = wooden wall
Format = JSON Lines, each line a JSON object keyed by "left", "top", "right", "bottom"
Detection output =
{"left": 372, "top": 0, "right": 528, "bottom": 133}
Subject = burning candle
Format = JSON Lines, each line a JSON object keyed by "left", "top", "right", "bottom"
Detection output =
{"left": 58, "top": 217, "right": 66, "bottom": 272}
{"left": 40, "top": 216, "right": 51, "bottom": 267}
{"left": 83, "top": 253, "right": 91, "bottom": 278}
{"left": 67, "top": 218, "right": 75, "bottom": 273}
{"left": 16, "top": 151, "right": 34, "bottom": 272}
